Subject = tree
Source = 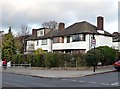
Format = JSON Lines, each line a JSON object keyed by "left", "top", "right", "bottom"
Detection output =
{"left": 15, "top": 25, "right": 30, "bottom": 53}
{"left": 18, "top": 25, "right": 30, "bottom": 36}
{"left": 2, "top": 27, "right": 16, "bottom": 61}
{"left": 42, "top": 21, "right": 58, "bottom": 29}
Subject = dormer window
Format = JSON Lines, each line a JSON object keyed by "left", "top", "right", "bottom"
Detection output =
{"left": 37, "top": 30, "right": 44, "bottom": 36}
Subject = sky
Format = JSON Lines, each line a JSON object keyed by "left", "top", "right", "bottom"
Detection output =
{"left": 0, "top": 0, "right": 119, "bottom": 35}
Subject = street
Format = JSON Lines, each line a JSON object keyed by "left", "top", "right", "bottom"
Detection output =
{"left": 2, "top": 71, "right": 120, "bottom": 88}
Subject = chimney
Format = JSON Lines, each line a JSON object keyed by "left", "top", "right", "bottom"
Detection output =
{"left": 58, "top": 22, "right": 65, "bottom": 31}
{"left": 32, "top": 29, "right": 37, "bottom": 37}
{"left": 97, "top": 16, "right": 104, "bottom": 30}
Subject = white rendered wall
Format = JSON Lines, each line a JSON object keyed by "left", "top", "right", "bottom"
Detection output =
{"left": 112, "top": 42, "right": 119, "bottom": 50}
{"left": 52, "top": 34, "right": 113, "bottom": 52}
{"left": 34, "top": 39, "right": 51, "bottom": 52}
{"left": 52, "top": 34, "right": 90, "bottom": 52}
{"left": 95, "top": 35, "right": 113, "bottom": 48}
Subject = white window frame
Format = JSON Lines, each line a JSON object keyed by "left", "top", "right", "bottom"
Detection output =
{"left": 37, "top": 30, "right": 44, "bottom": 36}
{"left": 41, "top": 39, "right": 47, "bottom": 45}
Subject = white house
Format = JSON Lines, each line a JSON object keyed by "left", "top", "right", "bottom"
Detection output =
{"left": 26, "top": 16, "right": 113, "bottom": 53}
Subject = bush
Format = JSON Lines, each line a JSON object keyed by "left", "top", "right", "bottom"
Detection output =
{"left": 85, "top": 46, "right": 118, "bottom": 66}
{"left": 45, "top": 53, "right": 60, "bottom": 68}
{"left": 85, "top": 49, "right": 103, "bottom": 66}
{"left": 97, "top": 46, "right": 118, "bottom": 65}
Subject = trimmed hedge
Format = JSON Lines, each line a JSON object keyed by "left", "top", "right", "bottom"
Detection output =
{"left": 11, "top": 46, "right": 119, "bottom": 67}
{"left": 11, "top": 53, "right": 86, "bottom": 68}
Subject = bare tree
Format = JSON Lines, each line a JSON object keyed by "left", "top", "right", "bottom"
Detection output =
{"left": 18, "top": 25, "right": 30, "bottom": 36}
{"left": 16, "top": 25, "right": 30, "bottom": 53}
{"left": 42, "top": 21, "right": 58, "bottom": 29}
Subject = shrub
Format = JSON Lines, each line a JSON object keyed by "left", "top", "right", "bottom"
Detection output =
{"left": 44, "top": 53, "right": 60, "bottom": 68}
{"left": 85, "top": 46, "right": 118, "bottom": 66}
{"left": 97, "top": 46, "right": 118, "bottom": 65}
{"left": 85, "top": 49, "right": 103, "bottom": 66}
{"left": 34, "top": 48, "right": 46, "bottom": 55}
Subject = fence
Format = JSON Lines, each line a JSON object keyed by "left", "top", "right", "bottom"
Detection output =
{"left": 9, "top": 64, "right": 31, "bottom": 68}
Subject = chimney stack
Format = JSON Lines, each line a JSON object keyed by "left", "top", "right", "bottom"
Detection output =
{"left": 97, "top": 16, "right": 104, "bottom": 30}
{"left": 58, "top": 22, "right": 65, "bottom": 31}
{"left": 32, "top": 29, "right": 37, "bottom": 37}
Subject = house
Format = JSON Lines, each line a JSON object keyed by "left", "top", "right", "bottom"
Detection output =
{"left": 25, "top": 28, "right": 52, "bottom": 53}
{"left": 112, "top": 32, "right": 120, "bottom": 52}
{"left": 25, "top": 16, "right": 113, "bottom": 53}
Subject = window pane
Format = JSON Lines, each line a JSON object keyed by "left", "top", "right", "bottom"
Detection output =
{"left": 53, "top": 37, "right": 58, "bottom": 43}
{"left": 67, "top": 36, "right": 70, "bottom": 43}
{"left": 59, "top": 37, "right": 64, "bottom": 43}
{"left": 37, "top": 30, "right": 44, "bottom": 36}
{"left": 41, "top": 39, "right": 47, "bottom": 45}
{"left": 72, "top": 34, "right": 85, "bottom": 41}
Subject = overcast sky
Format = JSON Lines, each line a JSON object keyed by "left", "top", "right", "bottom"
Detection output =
{"left": 0, "top": 0, "right": 119, "bottom": 35}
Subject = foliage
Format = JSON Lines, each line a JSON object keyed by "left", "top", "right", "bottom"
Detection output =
{"left": 14, "top": 38, "right": 23, "bottom": 54}
{"left": 11, "top": 52, "right": 86, "bottom": 67}
{"left": 118, "top": 52, "right": 120, "bottom": 60}
{"left": 34, "top": 48, "right": 46, "bottom": 55}
{"left": 97, "top": 46, "right": 118, "bottom": 65}
{"left": 2, "top": 27, "right": 16, "bottom": 61}
{"left": 85, "top": 46, "right": 118, "bottom": 66}
{"left": 15, "top": 25, "right": 30, "bottom": 53}
{"left": 85, "top": 49, "right": 103, "bottom": 66}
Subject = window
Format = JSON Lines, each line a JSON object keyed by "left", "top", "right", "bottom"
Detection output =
{"left": 53, "top": 37, "right": 59, "bottom": 43}
{"left": 41, "top": 39, "right": 47, "bottom": 45}
{"left": 37, "top": 30, "right": 44, "bottom": 36}
{"left": 59, "top": 37, "right": 64, "bottom": 43}
{"left": 36, "top": 40, "right": 39, "bottom": 46}
{"left": 27, "top": 41, "right": 34, "bottom": 46}
{"left": 53, "top": 37, "right": 64, "bottom": 43}
{"left": 67, "top": 36, "right": 70, "bottom": 43}
{"left": 80, "top": 34, "right": 85, "bottom": 41}
{"left": 72, "top": 34, "right": 85, "bottom": 42}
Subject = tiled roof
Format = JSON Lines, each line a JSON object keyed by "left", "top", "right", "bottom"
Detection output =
{"left": 26, "top": 21, "right": 112, "bottom": 41}
{"left": 51, "top": 21, "right": 112, "bottom": 37}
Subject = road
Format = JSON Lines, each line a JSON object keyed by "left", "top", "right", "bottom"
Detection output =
{"left": 2, "top": 71, "right": 120, "bottom": 88}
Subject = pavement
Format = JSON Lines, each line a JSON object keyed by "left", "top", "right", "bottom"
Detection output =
{"left": 2, "top": 65, "right": 116, "bottom": 78}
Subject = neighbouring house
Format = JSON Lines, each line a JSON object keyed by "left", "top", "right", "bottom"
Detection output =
{"left": 25, "top": 16, "right": 113, "bottom": 53}
{"left": 112, "top": 32, "right": 120, "bottom": 52}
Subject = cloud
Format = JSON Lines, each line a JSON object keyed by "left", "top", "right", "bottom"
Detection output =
{"left": 1, "top": 0, "right": 118, "bottom": 34}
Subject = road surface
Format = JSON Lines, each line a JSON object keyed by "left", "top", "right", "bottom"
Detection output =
{"left": 2, "top": 71, "right": 120, "bottom": 88}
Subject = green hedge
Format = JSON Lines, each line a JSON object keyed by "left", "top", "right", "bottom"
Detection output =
{"left": 11, "top": 53, "right": 85, "bottom": 68}
{"left": 11, "top": 46, "right": 118, "bottom": 67}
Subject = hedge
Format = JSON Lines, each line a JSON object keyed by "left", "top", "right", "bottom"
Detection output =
{"left": 11, "top": 53, "right": 86, "bottom": 68}
{"left": 11, "top": 46, "right": 119, "bottom": 67}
